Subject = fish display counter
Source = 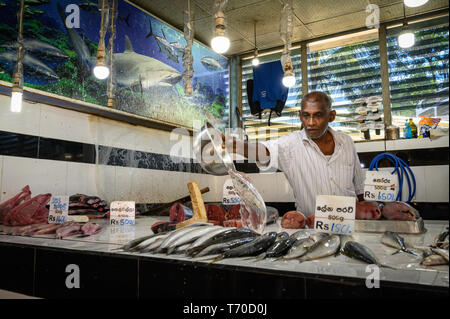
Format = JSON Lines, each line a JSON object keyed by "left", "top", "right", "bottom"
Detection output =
{"left": 0, "top": 216, "right": 448, "bottom": 299}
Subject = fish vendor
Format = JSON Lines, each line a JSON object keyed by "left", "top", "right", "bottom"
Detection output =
{"left": 223, "top": 91, "right": 379, "bottom": 220}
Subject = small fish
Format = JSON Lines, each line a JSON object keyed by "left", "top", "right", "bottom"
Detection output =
{"left": 187, "top": 227, "right": 234, "bottom": 253}
{"left": 421, "top": 253, "right": 448, "bottom": 266}
{"left": 200, "top": 57, "right": 223, "bottom": 72}
{"left": 209, "top": 232, "right": 278, "bottom": 263}
{"left": 253, "top": 236, "right": 298, "bottom": 261}
{"left": 146, "top": 19, "right": 179, "bottom": 64}
{"left": 194, "top": 237, "right": 257, "bottom": 258}
{"left": 430, "top": 247, "right": 449, "bottom": 262}
{"left": 281, "top": 237, "right": 315, "bottom": 260}
{"left": 276, "top": 232, "right": 289, "bottom": 241}
{"left": 140, "top": 235, "right": 170, "bottom": 253}
{"left": 132, "top": 233, "right": 170, "bottom": 252}
{"left": 433, "top": 228, "right": 449, "bottom": 249}
{"left": 299, "top": 235, "right": 341, "bottom": 262}
{"left": 156, "top": 223, "right": 211, "bottom": 253}
{"left": 165, "top": 226, "right": 220, "bottom": 254}
{"left": 56, "top": 222, "right": 82, "bottom": 239}
{"left": 342, "top": 241, "right": 396, "bottom": 269}
{"left": 187, "top": 228, "right": 259, "bottom": 257}
{"left": 381, "top": 231, "right": 419, "bottom": 257}
{"left": 113, "top": 233, "right": 162, "bottom": 251}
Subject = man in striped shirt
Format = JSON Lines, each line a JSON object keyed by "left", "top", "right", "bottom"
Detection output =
{"left": 225, "top": 91, "right": 380, "bottom": 220}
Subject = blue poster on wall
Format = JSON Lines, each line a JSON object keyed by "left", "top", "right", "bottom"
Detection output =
{"left": 0, "top": 0, "right": 229, "bottom": 129}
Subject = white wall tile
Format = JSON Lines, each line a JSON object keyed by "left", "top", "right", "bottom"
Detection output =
{"left": 97, "top": 117, "right": 137, "bottom": 150}
{"left": 39, "top": 104, "right": 98, "bottom": 145}
{"left": 1, "top": 156, "right": 67, "bottom": 202}
{"left": 354, "top": 141, "right": 385, "bottom": 153}
{"left": 94, "top": 165, "right": 116, "bottom": 203}
{"left": 66, "top": 162, "right": 99, "bottom": 196}
{"left": 0, "top": 95, "right": 41, "bottom": 136}
{"left": 115, "top": 166, "right": 136, "bottom": 201}
{"left": 424, "top": 165, "right": 449, "bottom": 202}
{"left": 134, "top": 125, "right": 178, "bottom": 156}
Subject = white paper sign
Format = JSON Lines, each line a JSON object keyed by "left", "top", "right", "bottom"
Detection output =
{"left": 314, "top": 195, "right": 356, "bottom": 235}
{"left": 363, "top": 170, "right": 398, "bottom": 202}
{"left": 222, "top": 178, "right": 240, "bottom": 205}
{"left": 110, "top": 201, "right": 135, "bottom": 226}
{"left": 48, "top": 196, "right": 69, "bottom": 224}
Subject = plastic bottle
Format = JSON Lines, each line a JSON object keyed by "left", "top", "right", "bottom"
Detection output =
{"left": 409, "top": 118, "right": 418, "bottom": 138}
{"left": 404, "top": 120, "right": 412, "bottom": 139}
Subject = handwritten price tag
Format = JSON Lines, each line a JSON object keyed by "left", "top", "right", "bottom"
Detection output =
{"left": 364, "top": 170, "right": 398, "bottom": 202}
{"left": 222, "top": 178, "right": 240, "bottom": 205}
{"left": 48, "top": 196, "right": 69, "bottom": 224}
{"left": 110, "top": 201, "right": 135, "bottom": 226}
{"left": 314, "top": 195, "right": 356, "bottom": 235}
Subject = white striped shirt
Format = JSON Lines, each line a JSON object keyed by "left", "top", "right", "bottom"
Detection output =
{"left": 257, "top": 127, "right": 365, "bottom": 216}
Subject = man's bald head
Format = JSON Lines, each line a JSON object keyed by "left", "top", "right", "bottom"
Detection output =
{"left": 301, "top": 91, "right": 332, "bottom": 110}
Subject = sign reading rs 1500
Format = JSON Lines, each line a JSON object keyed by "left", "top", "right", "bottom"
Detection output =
{"left": 364, "top": 170, "right": 398, "bottom": 202}
{"left": 110, "top": 201, "right": 135, "bottom": 226}
{"left": 314, "top": 195, "right": 356, "bottom": 235}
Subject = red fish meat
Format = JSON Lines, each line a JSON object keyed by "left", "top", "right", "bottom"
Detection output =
{"left": 281, "top": 211, "right": 306, "bottom": 229}
{"left": 3, "top": 193, "right": 51, "bottom": 226}
{"left": 81, "top": 222, "right": 102, "bottom": 236}
{"left": 356, "top": 201, "right": 382, "bottom": 220}
{"left": 0, "top": 185, "right": 32, "bottom": 224}
{"left": 56, "top": 222, "right": 82, "bottom": 239}
{"left": 381, "top": 202, "right": 418, "bottom": 221}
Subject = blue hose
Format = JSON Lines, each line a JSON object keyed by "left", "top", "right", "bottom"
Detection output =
{"left": 368, "top": 152, "right": 416, "bottom": 203}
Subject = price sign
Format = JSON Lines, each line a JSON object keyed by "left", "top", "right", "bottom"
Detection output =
{"left": 222, "top": 178, "right": 240, "bottom": 205}
{"left": 110, "top": 201, "right": 135, "bottom": 226}
{"left": 364, "top": 170, "right": 398, "bottom": 202}
{"left": 314, "top": 195, "right": 356, "bottom": 235}
{"left": 48, "top": 196, "right": 69, "bottom": 224}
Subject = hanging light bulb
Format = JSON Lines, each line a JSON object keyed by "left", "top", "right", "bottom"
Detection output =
{"left": 10, "top": 0, "right": 25, "bottom": 113}
{"left": 398, "top": 26, "right": 415, "bottom": 48}
{"left": 211, "top": 0, "right": 230, "bottom": 54}
{"left": 398, "top": 4, "right": 414, "bottom": 49}
{"left": 252, "top": 49, "right": 260, "bottom": 66}
{"left": 404, "top": 0, "right": 429, "bottom": 7}
{"left": 280, "top": 0, "right": 295, "bottom": 88}
{"left": 94, "top": 0, "right": 110, "bottom": 79}
{"left": 282, "top": 67, "right": 296, "bottom": 88}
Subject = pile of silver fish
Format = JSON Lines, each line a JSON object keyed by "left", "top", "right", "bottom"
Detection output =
{"left": 115, "top": 224, "right": 403, "bottom": 268}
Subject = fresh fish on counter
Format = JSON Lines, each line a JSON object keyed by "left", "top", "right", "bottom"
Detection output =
{"left": 290, "top": 229, "right": 312, "bottom": 241}
{"left": 433, "top": 228, "right": 449, "bottom": 249}
{"left": 173, "top": 243, "right": 193, "bottom": 255}
{"left": 281, "top": 237, "right": 316, "bottom": 260}
{"left": 421, "top": 250, "right": 448, "bottom": 266}
{"left": 80, "top": 222, "right": 102, "bottom": 236}
{"left": 113, "top": 233, "right": 162, "bottom": 251}
{"left": 281, "top": 233, "right": 327, "bottom": 260}
{"left": 341, "top": 240, "right": 396, "bottom": 269}
{"left": 186, "top": 227, "right": 235, "bottom": 253}
{"left": 276, "top": 232, "right": 290, "bottom": 241}
{"left": 381, "top": 231, "right": 419, "bottom": 257}
{"left": 140, "top": 235, "right": 171, "bottom": 253}
{"left": 165, "top": 226, "right": 221, "bottom": 255}
{"left": 253, "top": 236, "right": 298, "bottom": 261}
{"left": 194, "top": 237, "right": 257, "bottom": 258}
{"left": 430, "top": 247, "right": 449, "bottom": 262}
{"left": 155, "top": 223, "right": 212, "bottom": 253}
{"left": 299, "top": 235, "right": 341, "bottom": 262}
{"left": 187, "top": 228, "right": 259, "bottom": 257}
{"left": 10, "top": 222, "right": 46, "bottom": 236}
{"left": 132, "top": 232, "right": 170, "bottom": 252}
{"left": 209, "top": 232, "right": 278, "bottom": 263}
{"left": 55, "top": 222, "right": 82, "bottom": 239}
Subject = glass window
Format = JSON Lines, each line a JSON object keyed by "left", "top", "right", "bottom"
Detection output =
{"left": 307, "top": 34, "right": 383, "bottom": 141}
{"left": 387, "top": 18, "right": 449, "bottom": 135}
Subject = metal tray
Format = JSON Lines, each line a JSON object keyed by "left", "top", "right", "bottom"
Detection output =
{"left": 355, "top": 217, "right": 427, "bottom": 234}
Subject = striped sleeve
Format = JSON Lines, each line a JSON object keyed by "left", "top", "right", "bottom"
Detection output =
{"left": 352, "top": 144, "right": 365, "bottom": 195}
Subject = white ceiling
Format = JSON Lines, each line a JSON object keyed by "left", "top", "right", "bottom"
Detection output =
{"left": 129, "top": 0, "right": 449, "bottom": 56}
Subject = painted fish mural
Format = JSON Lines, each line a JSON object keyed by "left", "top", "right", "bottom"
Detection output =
{"left": 0, "top": 0, "right": 229, "bottom": 129}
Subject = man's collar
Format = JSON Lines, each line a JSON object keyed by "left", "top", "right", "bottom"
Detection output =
{"left": 300, "top": 127, "right": 343, "bottom": 146}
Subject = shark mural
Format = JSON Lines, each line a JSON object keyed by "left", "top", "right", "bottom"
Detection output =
{"left": 0, "top": 0, "right": 229, "bottom": 129}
